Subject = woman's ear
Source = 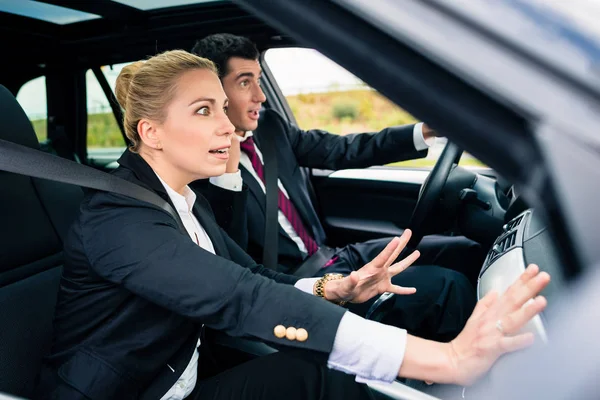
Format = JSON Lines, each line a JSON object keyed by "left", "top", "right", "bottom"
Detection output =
{"left": 137, "top": 119, "right": 163, "bottom": 150}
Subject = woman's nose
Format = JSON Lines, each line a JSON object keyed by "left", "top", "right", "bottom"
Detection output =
{"left": 217, "top": 114, "right": 235, "bottom": 136}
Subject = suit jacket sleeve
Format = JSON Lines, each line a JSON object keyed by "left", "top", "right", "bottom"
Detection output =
{"left": 81, "top": 192, "right": 343, "bottom": 352}
{"left": 220, "top": 225, "right": 297, "bottom": 285}
{"left": 269, "top": 110, "right": 427, "bottom": 170}
{"left": 191, "top": 179, "right": 250, "bottom": 251}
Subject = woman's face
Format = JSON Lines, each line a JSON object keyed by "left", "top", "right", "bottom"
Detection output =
{"left": 153, "top": 68, "right": 235, "bottom": 182}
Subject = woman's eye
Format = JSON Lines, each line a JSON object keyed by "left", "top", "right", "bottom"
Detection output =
{"left": 197, "top": 106, "right": 210, "bottom": 116}
{"left": 223, "top": 106, "right": 229, "bottom": 115}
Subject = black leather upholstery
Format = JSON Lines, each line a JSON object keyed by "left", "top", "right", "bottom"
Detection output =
{"left": 0, "top": 85, "right": 82, "bottom": 397}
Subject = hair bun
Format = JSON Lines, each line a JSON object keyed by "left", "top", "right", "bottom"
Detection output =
{"left": 115, "top": 61, "right": 144, "bottom": 110}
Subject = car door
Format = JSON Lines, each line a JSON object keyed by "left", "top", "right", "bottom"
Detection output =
{"left": 260, "top": 47, "right": 492, "bottom": 247}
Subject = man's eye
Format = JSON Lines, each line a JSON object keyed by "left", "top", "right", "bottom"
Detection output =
{"left": 240, "top": 80, "right": 249, "bottom": 88}
{"left": 197, "top": 106, "right": 210, "bottom": 116}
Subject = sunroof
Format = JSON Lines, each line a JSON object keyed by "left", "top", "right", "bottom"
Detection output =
{"left": 112, "top": 0, "right": 223, "bottom": 11}
{"left": 0, "top": 0, "right": 101, "bottom": 25}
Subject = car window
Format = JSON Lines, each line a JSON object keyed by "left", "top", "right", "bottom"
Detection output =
{"left": 86, "top": 64, "right": 128, "bottom": 165}
{"left": 263, "top": 47, "right": 488, "bottom": 170}
{"left": 16, "top": 76, "right": 47, "bottom": 142}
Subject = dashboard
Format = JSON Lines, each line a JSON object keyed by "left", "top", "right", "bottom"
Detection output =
{"left": 478, "top": 210, "right": 547, "bottom": 341}
{"left": 475, "top": 206, "right": 565, "bottom": 392}
{"left": 478, "top": 207, "right": 564, "bottom": 303}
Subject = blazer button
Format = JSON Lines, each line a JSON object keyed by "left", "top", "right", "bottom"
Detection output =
{"left": 274, "top": 325, "right": 286, "bottom": 338}
{"left": 286, "top": 327, "right": 297, "bottom": 341}
{"left": 296, "top": 328, "right": 308, "bottom": 342}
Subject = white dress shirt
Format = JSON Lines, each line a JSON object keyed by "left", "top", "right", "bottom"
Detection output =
{"left": 156, "top": 174, "right": 407, "bottom": 399}
{"left": 210, "top": 123, "right": 433, "bottom": 256}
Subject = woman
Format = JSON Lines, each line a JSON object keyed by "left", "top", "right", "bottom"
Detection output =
{"left": 36, "top": 50, "right": 550, "bottom": 400}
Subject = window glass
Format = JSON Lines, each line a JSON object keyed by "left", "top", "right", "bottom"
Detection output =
{"left": 86, "top": 64, "right": 127, "bottom": 165}
{"left": 16, "top": 76, "right": 47, "bottom": 142}
{"left": 264, "top": 48, "right": 487, "bottom": 169}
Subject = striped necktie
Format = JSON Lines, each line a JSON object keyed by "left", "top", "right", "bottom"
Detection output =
{"left": 240, "top": 137, "right": 319, "bottom": 256}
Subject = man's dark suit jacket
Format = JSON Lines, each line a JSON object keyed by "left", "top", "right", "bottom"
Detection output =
{"left": 195, "top": 109, "right": 427, "bottom": 273}
{"left": 36, "top": 150, "right": 345, "bottom": 400}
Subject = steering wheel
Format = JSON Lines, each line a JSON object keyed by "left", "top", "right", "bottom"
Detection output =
{"left": 365, "top": 142, "right": 463, "bottom": 322}
{"left": 406, "top": 141, "right": 463, "bottom": 250}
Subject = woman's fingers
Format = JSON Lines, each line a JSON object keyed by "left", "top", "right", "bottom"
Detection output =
{"left": 369, "top": 237, "right": 402, "bottom": 270}
{"left": 500, "top": 332, "right": 535, "bottom": 353}
{"left": 384, "top": 229, "right": 412, "bottom": 268}
{"left": 499, "top": 268, "right": 550, "bottom": 314}
{"left": 499, "top": 296, "right": 547, "bottom": 335}
{"left": 388, "top": 250, "right": 420, "bottom": 276}
{"left": 388, "top": 285, "right": 417, "bottom": 296}
{"left": 371, "top": 230, "right": 413, "bottom": 270}
{"left": 470, "top": 290, "right": 499, "bottom": 321}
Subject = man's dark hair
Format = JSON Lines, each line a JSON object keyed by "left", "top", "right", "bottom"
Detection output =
{"left": 191, "top": 33, "right": 259, "bottom": 78}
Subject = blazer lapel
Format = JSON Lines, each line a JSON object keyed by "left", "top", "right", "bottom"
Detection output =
{"left": 240, "top": 164, "right": 291, "bottom": 238}
{"left": 239, "top": 165, "right": 266, "bottom": 212}
{"left": 118, "top": 150, "right": 231, "bottom": 258}
{"left": 192, "top": 197, "right": 230, "bottom": 258}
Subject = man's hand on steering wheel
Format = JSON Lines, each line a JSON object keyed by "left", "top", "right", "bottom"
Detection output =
{"left": 422, "top": 123, "right": 442, "bottom": 141}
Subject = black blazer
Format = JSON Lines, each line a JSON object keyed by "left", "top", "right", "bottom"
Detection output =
{"left": 36, "top": 150, "right": 345, "bottom": 400}
{"left": 196, "top": 109, "right": 427, "bottom": 273}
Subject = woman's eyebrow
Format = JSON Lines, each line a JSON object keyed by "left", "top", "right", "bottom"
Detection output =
{"left": 188, "top": 97, "right": 215, "bottom": 106}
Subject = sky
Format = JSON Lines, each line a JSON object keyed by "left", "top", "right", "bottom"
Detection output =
{"left": 16, "top": 48, "right": 364, "bottom": 119}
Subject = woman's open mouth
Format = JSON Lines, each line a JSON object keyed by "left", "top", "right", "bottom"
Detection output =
{"left": 209, "top": 147, "right": 230, "bottom": 160}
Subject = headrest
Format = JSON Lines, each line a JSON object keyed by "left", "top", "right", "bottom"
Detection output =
{"left": 0, "top": 85, "right": 40, "bottom": 149}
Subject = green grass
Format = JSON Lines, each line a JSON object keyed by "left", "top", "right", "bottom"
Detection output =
{"left": 29, "top": 89, "right": 486, "bottom": 168}
{"left": 31, "top": 119, "right": 47, "bottom": 142}
{"left": 288, "top": 89, "right": 418, "bottom": 134}
{"left": 30, "top": 113, "right": 124, "bottom": 148}
{"left": 86, "top": 113, "right": 125, "bottom": 148}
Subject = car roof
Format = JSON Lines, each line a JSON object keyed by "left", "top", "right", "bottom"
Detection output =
{"left": 0, "top": 0, "right": 295, "bottom": 77}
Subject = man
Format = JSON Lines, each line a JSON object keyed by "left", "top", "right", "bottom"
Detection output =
{"left": 191, "top": 33, "right": 481, "bottom": 340}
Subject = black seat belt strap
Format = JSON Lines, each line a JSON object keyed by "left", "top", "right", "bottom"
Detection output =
{"left": 0, "top": 138, "right": 184, "bottom": 231}
{"left": 258, "top": 126, "right": 279, "bottom": 270}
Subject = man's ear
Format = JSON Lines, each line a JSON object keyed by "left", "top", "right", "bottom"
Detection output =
{"left": 137, "top": 119, "right": 163, "bottom": 150}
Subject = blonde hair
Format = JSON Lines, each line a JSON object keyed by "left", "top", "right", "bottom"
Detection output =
{"left": 115, "top": 50, "right": 218, "bottom": 152}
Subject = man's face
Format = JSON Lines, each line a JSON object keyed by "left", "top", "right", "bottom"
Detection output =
{"left": 221, "top": 57, "right": 266, "bottom": 134}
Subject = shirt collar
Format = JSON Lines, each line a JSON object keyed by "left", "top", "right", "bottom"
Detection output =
{"left": 154, "top": 173, "right": 196, "bottom": 214}
{"left": 238, "top": 131, "right": 254, "bottom": 142}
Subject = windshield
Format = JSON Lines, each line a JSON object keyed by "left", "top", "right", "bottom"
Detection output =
{"left": 440, "top": 0, "right": 600, "bottom": 91}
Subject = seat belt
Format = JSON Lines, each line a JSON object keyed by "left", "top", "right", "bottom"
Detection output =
{"left": 0, "top": 138, "right": 185, "bottom": 231}
{"left": 257, "top": 122, "right": 280, "bottom": 271}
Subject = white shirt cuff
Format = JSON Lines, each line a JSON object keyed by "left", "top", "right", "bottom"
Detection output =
{"left": 328, "top": 311, "right": 407, "bottom": 384}
{"left": 413, "top": 122, "right": 435, "bottom": 151}
{"left": 294, "top": 278, "right": 319, "bottom": 294}
{"left": 209, "top": 170, "right": 243, "bottom": 192}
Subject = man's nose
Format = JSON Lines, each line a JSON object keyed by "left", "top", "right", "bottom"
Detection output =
{"left": 253, "top": 84, "right": 266, "bottom": 103}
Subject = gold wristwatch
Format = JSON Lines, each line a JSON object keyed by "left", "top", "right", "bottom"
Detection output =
{"left": 314, "top": 273, "right": 347, "bottom": 306}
